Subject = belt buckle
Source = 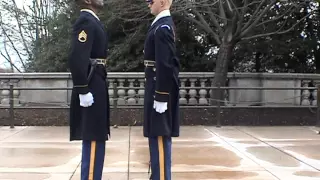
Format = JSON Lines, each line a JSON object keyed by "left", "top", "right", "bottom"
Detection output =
{"left": 144, "top": 60, "right": 154, "bottom": 67}
{"left": 97, "top": 59, "right": 107, "bottom": 66}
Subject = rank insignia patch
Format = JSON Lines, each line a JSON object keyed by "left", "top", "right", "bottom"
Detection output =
{"left": 78, "top": 30, "right": 87, "bottom": 42}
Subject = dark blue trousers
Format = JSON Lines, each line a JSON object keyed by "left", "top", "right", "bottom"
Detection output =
{"left": 149, "top": 136, "right": 172, "bottom": 180}
{"left": 81, "top": 140, "right": 105, "bottom": 180}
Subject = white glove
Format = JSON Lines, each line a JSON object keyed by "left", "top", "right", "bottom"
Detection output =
{"left": 153, "top": 100, "right": 167, "bottom": 113}
{"left": 79, "top": 92, "right": 94, "bottom": 107}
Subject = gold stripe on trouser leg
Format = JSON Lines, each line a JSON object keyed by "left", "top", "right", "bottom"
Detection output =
{"left": 89, "top": 141, "right": 96, "bottom": 180}
{"left": 158, "top": 136, "right": 165, "bottom": 180}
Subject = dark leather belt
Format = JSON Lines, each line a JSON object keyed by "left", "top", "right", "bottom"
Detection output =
{"left": 90, "top": 58, "right": 107, "bottom": 66}
{"left": 144, "top": 60, "right": 155, "bottom": 67}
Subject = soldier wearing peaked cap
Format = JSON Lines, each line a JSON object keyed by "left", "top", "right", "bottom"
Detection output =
{"left": 69, "top": 0, "right": 110, "bottom": 179}
{"left": 143, "top": 0, "right": 180, "bottom": 179}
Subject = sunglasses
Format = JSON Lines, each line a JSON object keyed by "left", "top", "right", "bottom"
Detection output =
{"left": 146, "top": 0, "right": 154, "bottom": 4}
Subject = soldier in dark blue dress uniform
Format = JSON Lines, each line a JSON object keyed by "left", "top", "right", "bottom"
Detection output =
{"left": 69, "top": 0, "right": 110, "bottom": 179}
{"left": 143, "top": 0, "right": 180, "bottom": 179}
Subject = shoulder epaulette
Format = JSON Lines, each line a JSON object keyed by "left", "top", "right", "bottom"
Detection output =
{"left": 154, "top": 24, "right": 172, "bottom": 35}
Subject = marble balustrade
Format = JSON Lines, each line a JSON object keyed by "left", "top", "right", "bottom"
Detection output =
{"left": 0, "top": 72, "right": 319, "bottom": 107}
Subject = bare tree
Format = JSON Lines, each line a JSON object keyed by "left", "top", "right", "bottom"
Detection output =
{"left": 0, "top": 0, "right": 55, "bottom": 72}
{"left": 174, "top": 0, "right": 312, "bottom": 104}
{"left": 0, "top": 36, "right": 22, "bottom": 72}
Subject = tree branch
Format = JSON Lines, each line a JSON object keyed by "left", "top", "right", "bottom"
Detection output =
{"left": 205, "top": 6, "right": 223, "bottom": 36}
{"left": 219, "top": 0, "right": 228, "bottom": 25}
{"left": 241, "top": 0, "right": 268, "bottom": 32}
{"left": 241, "top": 13, "right": 310, "bottom": 41}
{"left": 22, "top": 5, "right": 35, "bottom": 42}
{"left": 10, "top": 0, "right": 32, "bottom": 58}
{"left": 0, "top": 51, "right": 22, "bottom": 72}
{"left": 191, "top": 8, "right": 222, "bottom": 44}
{"left": 234, "top": 0, "right": 248, "bottom": 37}
{"left": 0, "top": 22, "right": 27, "bottom": 70}
{"left": 255, "top": 6, "right": 295, "bottom": 28}
{"left": 240, "top": 0, "right": 277, "bottom": 38}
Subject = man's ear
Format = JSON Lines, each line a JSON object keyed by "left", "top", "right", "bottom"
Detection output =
{"left": 160, "top": 0, "right": 164, "bottom": 6}
{"left": 84, "top": 0, "right": 91, "bottom": 4}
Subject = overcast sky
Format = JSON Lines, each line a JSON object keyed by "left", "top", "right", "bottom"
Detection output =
{"left": 0, "top": 0, "right": 32, "bottom": 71}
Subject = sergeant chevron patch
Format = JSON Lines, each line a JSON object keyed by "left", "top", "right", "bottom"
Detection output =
{"left": 78, "top": 30, "right": 87, "bottom": 42}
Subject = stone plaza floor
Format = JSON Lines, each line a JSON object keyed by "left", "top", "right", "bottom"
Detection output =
{"left": 0, "top": 126, "right": 320, "bottom": 180}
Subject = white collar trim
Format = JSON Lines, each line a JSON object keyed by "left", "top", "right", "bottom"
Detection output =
{"left": 81, "top": 9, "right": 100, "bottom": 21}
{"left": 151, "top": 10, "right": 171, "bottom": 26}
